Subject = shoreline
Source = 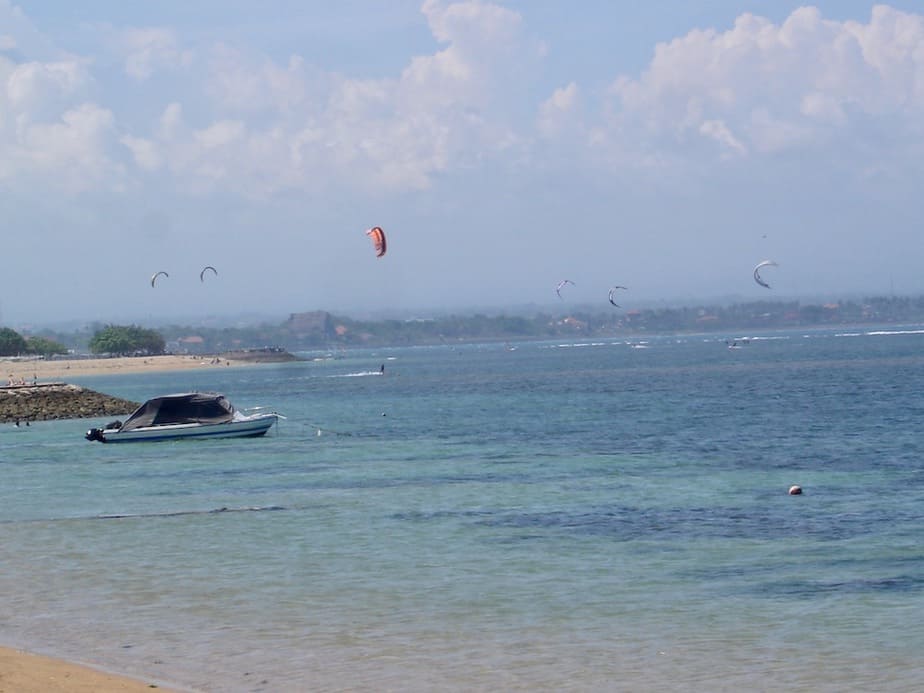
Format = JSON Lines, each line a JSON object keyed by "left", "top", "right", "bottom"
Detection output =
{"left": 0, "top": 646, "right": 181, "bottom": 692}
{"left": 1, "top": 354, "right": 248, "bottom": 384}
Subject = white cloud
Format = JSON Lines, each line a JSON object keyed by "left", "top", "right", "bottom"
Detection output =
{"left": 120, "top": 27, "right": 192, "bottom": 80}
{"left": 413, "top": 0, "right": 538, "bottom": 105}
{"left": 14, "top": 102, "right": 123, "bottom": 191}
{"left": 699, "top": 119, "right": 746, "bottom": 156}
{"left": 596, "top": 5, "right": 924, "bottom": 165}
{"left": 195, "top": 119, "right": 245, "bottom": 149}
{"left": 800, "top": 91, "right": 846, "bottom": 124}
{"left": 7, "top": 2, "right": 924, "bottom": 200}
{"left": 159, "top": 102, "right": 184, "bottom": 139}
{"left": 206, "top": 45, "right": 320, "bottom": 115}
{"left": 6, "top": 60, "right": 89, "bottom": 112}
{"left": 537, "top": 82, "right": 580, "bottom": 137}
{"left": 121, "top": 134, "right": 162, "bottom": 170}
{"left": 115, "top": 0, "right": 539, "bottom": 197}
{"left": 0, "top": 32, "right": 120, "bottom": 191}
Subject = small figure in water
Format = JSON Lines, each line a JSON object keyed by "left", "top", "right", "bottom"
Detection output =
{"left": 380, "top": 364, "right": 385, "bottom": 375}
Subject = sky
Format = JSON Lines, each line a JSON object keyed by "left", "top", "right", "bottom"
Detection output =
{"left": 3, "top": 1, "right": 924, "bottom": 327}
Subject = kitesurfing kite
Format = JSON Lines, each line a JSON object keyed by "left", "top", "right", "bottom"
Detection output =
{"left": 200, "top": 265, "right": 218, "bottom": 282}
{"left": 556, "top": 279, "right": 575, "bottom": 299}
{"left": 753, "top": 260, "right": 778, "bottom": 289}
{"left": 366, "top": 226, "right": 387, "bottom": 258}
{"left": 151, "top": 271, "right": 169, "bottom": 287}
{"left": 608, "top": 285, "right": 628, "bottom": 307}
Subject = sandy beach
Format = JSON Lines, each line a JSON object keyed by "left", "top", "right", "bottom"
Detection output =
{"left": 0, "top": 646, "right": 179, "bottom": 692}
{"left": 2, "top": 354, "right": 243, "bottom": 385}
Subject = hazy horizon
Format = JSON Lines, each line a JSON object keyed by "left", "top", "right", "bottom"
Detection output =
{"left": 8, "top": 287, "right": 920, "bottom": 333}
{"left": 3, "top": 1, "right": 924, "bottom": 326}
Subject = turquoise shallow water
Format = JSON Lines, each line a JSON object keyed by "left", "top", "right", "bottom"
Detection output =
{"left": 1, "top": 328, "right": 923, "bottom": 691}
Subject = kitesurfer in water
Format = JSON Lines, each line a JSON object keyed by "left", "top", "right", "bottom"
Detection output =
{"left": 380, "top": 363, "right": 385, "bottom": 375}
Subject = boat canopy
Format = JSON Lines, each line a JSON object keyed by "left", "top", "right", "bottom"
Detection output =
{"left": 119, "top": 392, "right": 235, "bottom": 432}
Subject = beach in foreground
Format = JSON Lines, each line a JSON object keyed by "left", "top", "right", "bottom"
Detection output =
{"left": 0, "top": 646, "right": 178, "bottom": 692}
{"left": 1, "top": 355, "right": 256, "bottom": 689}
{"left": 2, "top": 354, "right": 244, "bottom": 384}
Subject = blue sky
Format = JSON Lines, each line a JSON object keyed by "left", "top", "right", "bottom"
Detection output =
{"left": 2, "top": 1, "right": 923, "bottom": 326}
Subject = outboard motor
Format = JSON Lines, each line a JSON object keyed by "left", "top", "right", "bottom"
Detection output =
{"left": 85, "top": 428, "right": 106, "bottom": 442}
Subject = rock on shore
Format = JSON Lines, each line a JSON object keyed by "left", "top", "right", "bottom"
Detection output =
{"left": 0, "top": 383, "right": 139, "bottom": 423}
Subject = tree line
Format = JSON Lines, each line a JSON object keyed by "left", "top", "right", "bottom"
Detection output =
{"left": 0, "top": 327, "right": 69, "bottom": 357}
{"left": 0, "top": 325, "right": 165, "bottom": 357}
{"left": 8, "top": 294, "right": 924, "bottom": 356}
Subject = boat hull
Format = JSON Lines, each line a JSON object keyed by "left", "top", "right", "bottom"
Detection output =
{"left": 90, "top": 414, "right": 278, "bottom": 443}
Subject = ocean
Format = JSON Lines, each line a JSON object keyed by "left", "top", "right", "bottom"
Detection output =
{"left": 1, "top": 327, "right": 923, "bottom": 692}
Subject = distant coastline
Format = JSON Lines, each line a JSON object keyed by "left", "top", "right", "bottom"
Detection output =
{"left": 20, "top": 295, "right": 924, "bottom": 355}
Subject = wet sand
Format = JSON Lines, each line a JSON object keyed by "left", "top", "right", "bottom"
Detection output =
{"left": 0, "top": 646, "right": 180, "bottom": 692}
{"left": 2, "top": 354, "right": 242, "bottom": 384}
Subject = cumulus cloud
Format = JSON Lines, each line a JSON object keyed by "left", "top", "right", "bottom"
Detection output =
{"left": 13, "top": 103, "right": 123, "bottom": 191}
{"left": 537, "top": 82, "right": 581, "bottom": 137}
{"left": 121, "top": 134, "right": 162, "bottom": 170}
{"left": 113, "top": 0, "right": 541, "bottom": 197}
{"left": 205, "top": 45, "right": 320, "bottom": 115}
{"left": 6, "top": 2, "right": 924, "bottom": 198}
{"left": 699, "top": 119, "right": 746, "bottom": 156}
{"left": 119, "top": 27, "right": 192, "bottom": 80}
{"left": 6, "top": 60, "right": 90, "bottom": 113}
{"left": 599, "top": 5, "right": 924, "bottom": 165}
{"left": 0, "top": 14, "right": 123, "bottom": 191}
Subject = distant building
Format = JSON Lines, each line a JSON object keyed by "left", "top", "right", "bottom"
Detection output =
{"left": 172, "top": 335, "right": 206, "bottom": 354}
{"left": 286, "top": 311, "right": 336, "bottom": 342}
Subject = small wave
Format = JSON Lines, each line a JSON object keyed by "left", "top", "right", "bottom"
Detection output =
{"left": 327, "top": 371, "right": 383, "bottom": 378}
{"left": 94, "top": 505, "right": 287, "bottom": 520}
{"left": 542, "top": 341, "right": 623, "bottom": 349}
{"left": 756, "top": 574, "right": 924, "bottom": 599}
{"left": 866, "top": 329, "right": 924, "bottom": 336}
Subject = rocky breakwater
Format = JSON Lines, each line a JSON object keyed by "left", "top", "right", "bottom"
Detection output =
{"left": 220, "top": 347, "right": 302, "bottom": 363}
{"left": 0, "top": 383, "right": 139, "bottom": 423}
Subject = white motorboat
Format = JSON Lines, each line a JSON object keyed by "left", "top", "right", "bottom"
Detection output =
{"left": 85, "top": 392, "right": 280, "bottom": 443}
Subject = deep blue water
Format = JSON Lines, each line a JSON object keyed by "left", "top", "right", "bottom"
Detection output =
{"left": 1, "top": 328, "right": 923, "bottom": 691}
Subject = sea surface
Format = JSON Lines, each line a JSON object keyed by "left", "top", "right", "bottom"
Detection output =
{"left": 1, "top": 327, "right": 923, "bottom": 692}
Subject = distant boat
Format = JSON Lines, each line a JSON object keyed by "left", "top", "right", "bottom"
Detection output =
{"left": 85, "top": 392, "right": 280, "bottom": 443}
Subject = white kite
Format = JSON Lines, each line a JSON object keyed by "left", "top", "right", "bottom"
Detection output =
{"left": 753, "top": 260, "right": 778, "bottom": 289}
